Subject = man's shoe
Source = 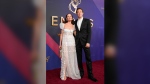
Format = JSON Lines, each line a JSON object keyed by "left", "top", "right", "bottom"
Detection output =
{"left": 88, "top": 76, "right": 98, "bottom": 82}
{"left": 80, "top": 73, "right": 84, "bottom": 78}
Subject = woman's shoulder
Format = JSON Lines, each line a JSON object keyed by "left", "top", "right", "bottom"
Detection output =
{"left": 72, "top": 24, "right": 75, "bottom": 30}
{"left": 60, "top": 22, "right": 65, "bottom": 25}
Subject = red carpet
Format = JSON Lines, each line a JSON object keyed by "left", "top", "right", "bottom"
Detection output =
{"left": 46, "top": 60, "right": 104, "bottom": 84}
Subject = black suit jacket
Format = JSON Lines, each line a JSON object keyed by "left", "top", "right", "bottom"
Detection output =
{"left": 75, "top": 18, "right": 91, "bottom": 46}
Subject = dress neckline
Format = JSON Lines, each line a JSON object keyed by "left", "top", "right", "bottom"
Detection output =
{"left": 64, "top": 28, "right": 74, "bottom": 31}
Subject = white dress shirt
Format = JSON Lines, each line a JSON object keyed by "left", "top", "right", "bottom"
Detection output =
{"left": 77, "top": 17, "right": 83, "bottom": 31}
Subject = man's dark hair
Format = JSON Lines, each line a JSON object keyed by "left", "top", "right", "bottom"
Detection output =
{"left": 76, "top": 8, "right": 84, "bottom": 13}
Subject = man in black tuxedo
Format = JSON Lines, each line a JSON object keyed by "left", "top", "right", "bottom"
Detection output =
{"left": 74, "top": 8, "right": 98, "bottom": 82}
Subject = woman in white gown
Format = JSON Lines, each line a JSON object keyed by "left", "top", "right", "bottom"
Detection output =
{"left": 59, "top": 13, "right": 81, "bottom": 81}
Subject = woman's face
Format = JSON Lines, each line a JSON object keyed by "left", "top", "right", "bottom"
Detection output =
{"left": 66, "top": 14, "right": 73, "bottom": 21}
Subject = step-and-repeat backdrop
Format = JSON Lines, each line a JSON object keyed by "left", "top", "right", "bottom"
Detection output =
{"left": 46, "top": 0, "right": 104, "bottom": 70}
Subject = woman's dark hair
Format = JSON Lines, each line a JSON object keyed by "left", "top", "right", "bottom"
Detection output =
{"left": 63, "top": 13, "right": 74, "bottom": 25}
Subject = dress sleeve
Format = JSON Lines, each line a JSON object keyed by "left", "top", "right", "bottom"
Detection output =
{"left": 60, "top": 23, "right": 64, "bottom": 29}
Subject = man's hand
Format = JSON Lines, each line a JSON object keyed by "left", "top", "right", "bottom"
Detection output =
{"left": 105, "top": 44, "right": 116, "bottom": 58}
{"left": 85, "top": 43, "right": 90, "bottom": 48}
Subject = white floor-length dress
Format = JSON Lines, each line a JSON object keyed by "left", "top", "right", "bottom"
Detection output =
{"left": 60, "top": 23, "right": 81, "bottom": 80}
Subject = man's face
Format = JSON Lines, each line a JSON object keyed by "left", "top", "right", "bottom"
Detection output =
{"left": 76, "top": 9, "right": 83, "bottom": 18}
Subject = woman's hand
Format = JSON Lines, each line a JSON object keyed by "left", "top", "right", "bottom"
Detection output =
{"left": 62, "top": 17, "right": 65, "bottom": 23}
{"left": 73, "top": 30, "right": 76, "bottom": 36}
{"left": 59, "top": 46, "right": 62, "bottom": 58}
{"left": 59, "top": 45, "right": 62, "bottom": 50}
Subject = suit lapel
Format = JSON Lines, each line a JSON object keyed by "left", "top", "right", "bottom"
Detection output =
{"left": 75, "top": 20, "right": 79, "bottom": 31}
{"left": 80, "top": 18, "right": 85, "bottom": 31}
